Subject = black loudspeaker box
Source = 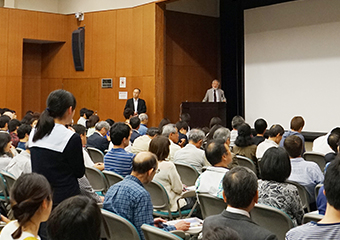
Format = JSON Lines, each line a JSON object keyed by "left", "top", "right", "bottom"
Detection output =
{"left": 72, "top": 27, "right": 85, "bottom": 71}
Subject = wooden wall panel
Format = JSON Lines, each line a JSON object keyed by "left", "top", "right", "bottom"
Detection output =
{"left": 91, "top": 11, "right": 117, "bottom": 78}
{"left": 40, "top": 78, "right": 63, "bottom": 109}
{"left": 142, "top": 3, "right": 156, "bottom": 77}
{"left": 6, "top": 77, "right": 22, "bottom": 114}
{"left": 0, "top": 9, "right": 9, "bottom": 77}
{"left": 0, "top": 77, "right": 7, "bottom": 107}
{"left": 165, "top": 10, "right": 220, "bottom": 123}
{"left": 41, "top": 43, "right": 66, "bottom": 78}
{"left": 37, "top": 13, "right": 66, "bottom": 41}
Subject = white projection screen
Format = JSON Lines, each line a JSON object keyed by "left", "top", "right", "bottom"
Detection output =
{"left": 244, "top": 0, "right": 340, "bottom": 133}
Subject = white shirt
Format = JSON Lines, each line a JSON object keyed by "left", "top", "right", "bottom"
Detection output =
{"left": 226, "top": 206, "right": 250, "bottom": 218}
{"left": 131, "top": 135, "right": 152, "bottom": 154}
{"left": 0, "top": 220, "right": 41, "bottom": 240}
{"left": 174, "top": 143, "right": 208, "bottom": 174}
{"left": 4, "top": 150, "right": 31, "bottom": 178}
{"left": 133, "top": 98, "right": 138, "bottom": 113}
{"left": 166, "top": 140, "right": 181, "bottom": 162}
{"left": 77, "top": 117, "right": 87, "bottom": 127}
{"left": 83, "top": 148, "right": 95, "bottom": 168}
{"left": 256, "top": 139, "right": 278, "bottom": 159}
{"left": 230, "top": 130, "right": 238, "bottom": 148}
{"left": 312, "top": 133, "right": 333, "bottom": 155}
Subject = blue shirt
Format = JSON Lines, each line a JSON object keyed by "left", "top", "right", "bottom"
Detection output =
{"left": 279, "top": 130, "right": 306, "bottom": 153}
{"left": 104, "top": 148, "right": 135, "bottom": 177}
{"left": 139, "top": 124, "right": 148, "bottom": 136}
{"left": 17, "top": 141, "right": 26, "bottom": 150}
{"left": 103, "top": 175, "right": 176, "bottom": 240}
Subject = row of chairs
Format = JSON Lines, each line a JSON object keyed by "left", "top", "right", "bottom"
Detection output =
{"left": 85, "top": 167, "right": 124, "bottom": 194}
{"left": 197, "top": 193, "right": 323, "bottom": 240}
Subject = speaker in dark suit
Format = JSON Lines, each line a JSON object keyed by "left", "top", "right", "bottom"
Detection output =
{"left": 124, "top": 88, "right": 147, "bottom": 115}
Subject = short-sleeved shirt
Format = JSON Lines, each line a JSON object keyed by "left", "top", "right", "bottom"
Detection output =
{"left": 103, "top": 175, "right": 175, "bottom": 240}
{"left": 0, "top": 220, "right": 40, "bottom": 240}
{"left": 104, "top": 148, "right": 135, "bottom": 177}
{"left": 286, "top": 221, "right": 340, "bottom": 240}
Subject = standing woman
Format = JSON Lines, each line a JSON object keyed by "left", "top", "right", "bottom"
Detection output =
{"left": 28, "top": 89, "right": 85, "bottom": 206}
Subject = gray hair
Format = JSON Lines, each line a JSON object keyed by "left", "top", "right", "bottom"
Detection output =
{"left": 213, "top": 127, "right": 231, "bottom": 142}
{"left": 162, "top": 124, "right": 177, "bottom": 138}
{"left": 95, "top": 121, "right": 110, "bottom": 131}
{"left": 139, "top": 113, "right": 148, "bottom": 122}
{"left": 188, "top": 129, "right": 205, "bottom": 143}
{"left": 231, "top": 115, "right": 245, "bottom": 129}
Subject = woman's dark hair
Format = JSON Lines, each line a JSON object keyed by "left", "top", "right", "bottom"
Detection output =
{"left": 9, "top": 119, "right": 21, "bottom": 133}
{"left": 11, "top": 173, "right": 52, "bottom": 239}
{"left": 149, "top": 136, "right": 170, "bottom": 160}
{"left": 17, "top": 124, "right": 32, "bottom": 139}
{"left": 235, "top": 123, "right": 254, "bottom": 147}
{"left": 47, "top": 196, "right": 101, "bottom": 240}
{"left": 0, "top": 132, "right": 11, "bottom": 156}
{"left": 259, "top": 147, "right": 291, "bottom": 182}
{"left": 20, "top": 113, "right": 33, "bottom": 125}
{"left": 209, "top": 117, "right": 222, "bottom": 129}
{"left": 86, "top": 115, "right": 99, "bottom": 129}
{"left": 105, "top": 118, "right": 115, "bottom": 127}
{"left": 158, "top": 118, "right": 171, "bottom": 134}
{"left": 33, "top": 90, "right": 76, "bottom": 142}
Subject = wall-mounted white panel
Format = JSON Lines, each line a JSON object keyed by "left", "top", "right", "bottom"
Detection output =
{"left": 14, "top": 0, "right": 59, "bottom": 13}
{"left": 245, "top": 0, "right": 340, "bottom": 133}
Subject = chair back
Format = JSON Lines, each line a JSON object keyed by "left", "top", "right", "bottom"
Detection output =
{"left": 174, "top": 162, "right": 199, "bottom": 186}
{"left": 0, "top": 171, "right": 17, "bottom": 194}
{"left": 303, "top": 151, "right": 326, "bottom": 172}
{"left": 101, "top": 209, "right": 141, "bottom": 240}
{"left": 315, "top": 183, "right": 323, "bottom": 200}
{"left": 302, "top": 211, "right": 323, "bottom": 224}
{"left": 286, "top": 180, "right": 310, "bottom": 212}
{"left": 87, "top": 147, "right": 105, "bottom": 163}
{"left": 251, "top": 203, "right": 294, "bottom": 240}
{"left": 197, "top": 193, "right": 227, "bottom": 219}
{"left": 103, "top": 170, "right": 124, "bottom": 187}
{"left": 141, "top": 224, "right": 182, "bottom": 240}
{"left": 144, "top": 180, "right": 172, "bottom": 218}
{"left": 235, "top": 155, "right": 257, "bottom": 175}
{"left": 85, "top": 167, "right": 109, "bottom": 193}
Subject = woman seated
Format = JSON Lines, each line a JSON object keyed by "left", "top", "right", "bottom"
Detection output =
{"left": 0, "top": 132, "right": 13, "bottom": 170}
{"left": 0, "top": 173, "right": 52, "bottom": 240}
{"left": 232, "top": 123, "right": 257, "bottom": 167}
{"left": 258, "top": 147, "right": 304, "bottom": 226}
{"left": 149, "top": 136, "right": 187, "bottom": 211}
{"left": 86, "top": 115, "right": 99, "bottom": 137}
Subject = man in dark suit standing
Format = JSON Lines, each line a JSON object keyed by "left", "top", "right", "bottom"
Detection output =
{"left": 124, "top": 88, "right": 147, "bottom": 116}
{"left": 202, "top": 167, "right": 278, "bottom": 240}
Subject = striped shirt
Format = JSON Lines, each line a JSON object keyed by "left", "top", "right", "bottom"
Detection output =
{"left": 104, "top": 148, "right": 135, "bottom": 177}
{"left": 286, "top": 221, "right": 340, "bottom": 239}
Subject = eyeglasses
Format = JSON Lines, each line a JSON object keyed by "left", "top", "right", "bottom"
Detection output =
{"left": 154, "top": 168, "right": 160, "bottom": 174}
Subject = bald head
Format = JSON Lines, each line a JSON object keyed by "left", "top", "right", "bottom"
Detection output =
{"left": 132, "top": 152, "right": 158, "bottom": 174}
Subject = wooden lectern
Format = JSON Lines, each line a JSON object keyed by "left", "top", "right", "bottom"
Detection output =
{"left": 180, "top": 102, "right": 227, "bottom": 128}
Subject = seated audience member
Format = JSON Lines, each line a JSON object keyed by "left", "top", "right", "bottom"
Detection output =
{"left": 72, "top": 124, "right": 104, "bottom": 170}
{"left": 213, "top": 127, "right": 238, "bottom": 169}
{"left": 106, "top": 118, "right": 115, "bottom": 127}
{"left": 0, "top": 115, "right": 10, "bottom": 132}
{"left": 180, "top": 113, "right": 191, "bottom": 135}
{"left": 131, "top": 127, "right": 158, "bottom": 154}
{"left": 203, "top": 226, "right": 241, "bottom": 240}
{"left": 0, "top": 173, "right": 52, "bottom": 240}
{"left": 230, "top": 115, "right": 245, "bottom": 148}
{"left": 174, "top": 129, "right": 208, "bottom": 174}
{"left": 252, "top": 118, "right": 267, "bottom": 145}
{"left": 20, "top": 112, "right": 33, "bottom": 125}
{"left": 176, "top": 121, "right": 189, "bottom": 147}
{"left": 77, "top": 108, "right": 88, "bottom": 127}
{"left": 149, "top": 136, "right": 187, "bottom": 211}
{"left": 202, "top": 167, "right": 277, "bottom": 240}
{"left": 138, "top": 113, "right": 148, "bottom": 135}
{"left": 204, "top": 117, "right": 223, "bottom": 144}
{"left": 256, "top": 124, "right": 284, "bottom": 159}
{"left": 9, "top": 119, "right": 21, "bottom": 148}
{"left": 317, "top": 185, "right": 327, "bottom": 215}
{"left": 284, "top": 135, "right": 324, "bottom": 203}
{"left": 312, "top": 127, "right": 340, "bottom": 154}
{"left": 0, "top": 132, "right": 13, "bottom": 170}
{"left": 232, "top": 123, "right": 258, "bottom": 168}
{"left": 103, "top": 152, "right": 190, "bottom": 240}
{"left": 279, "top": 116, "right": 306, "bottom": 153}
{"left": 86, "top": 115, "right": 99, "bottom": 137}
{"left": 47, "top": 196, "right": 102, "bottom": 240}
{"left": 162, "top": 124, "right": 181, "bottom": 161}
{"left": 286, "top": 159, "right": 340, "bottom": 239}
{"left": 123, "top": 108, "right": 134, "bottom": 123}
{"left": 324, "top": 131, "right": 340, "bottom": 163}
{"left": 258, "top": 147, "right": 304, "bottom": 226}
{"left": 29, "top": 112, "right": 40, "bottom": 128}
{"left": 195, "top": 139, "right": 232, "bottom": 198}
{"left": 158, "top": 118, "right": 171, "bottom": 134}
{"left": 17, "top": 124, "right": 32, "bottom": 150}
{"left": 5, "top": 147, "right": 31, "bottom": 178}
{"left": 104, "top": 122, "right": 135, "bottom": 177}
{"left": 86, "top": 121, "right": 110, "bottom": 153}
{"left": 130, "top": 116, "right": 141, "bottom": 144}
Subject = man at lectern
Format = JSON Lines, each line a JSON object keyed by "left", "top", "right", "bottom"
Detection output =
{"left": 202, "top": 79, "right": 226, "bottom": 102}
